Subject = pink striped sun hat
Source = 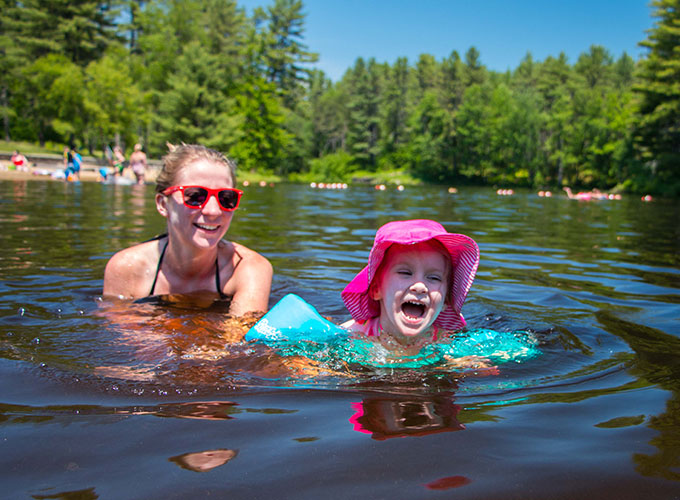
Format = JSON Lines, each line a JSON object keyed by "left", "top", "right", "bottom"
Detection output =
{"left": 341, "top": 219, "right": 479, "bottom": 331}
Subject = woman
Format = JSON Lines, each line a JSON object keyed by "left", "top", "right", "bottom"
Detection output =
{"left": 129, "top": 143, "right": 148, "bottom": 185}
{"left": 103, "top": 144, "right": 273, "bottom": 316}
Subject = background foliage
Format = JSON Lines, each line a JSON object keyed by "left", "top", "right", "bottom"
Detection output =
{"left": 1, "top": 0, "right": 678, "bottom": 194}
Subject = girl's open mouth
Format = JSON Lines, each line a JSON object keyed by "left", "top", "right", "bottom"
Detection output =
{"left": 401, "top": 301, "right": 426, "bottom": 319}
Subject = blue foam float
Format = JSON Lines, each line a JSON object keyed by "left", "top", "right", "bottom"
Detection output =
{"left": 245, "top": 293, "right": 346, "bottom": 342}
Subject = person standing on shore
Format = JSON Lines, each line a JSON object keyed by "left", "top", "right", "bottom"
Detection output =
{"left": 129, "top": 143, "right": 147, "bottom": 185}
{"left": 112, "top": 146, "right": 127, "bottom": 177}
{"left": 11, "top": 151, "right": 28, "bottom": 171}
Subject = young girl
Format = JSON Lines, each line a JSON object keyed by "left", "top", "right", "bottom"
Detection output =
{"left": 341, "top": 219, "right": 479, "bottom": 352}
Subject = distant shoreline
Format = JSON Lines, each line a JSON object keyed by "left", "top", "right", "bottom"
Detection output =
{"left": 0, "top": 168, "right": 102, "bottom": 183}
{"left": 0, "top": 156, "right": 158, "bottom": 183}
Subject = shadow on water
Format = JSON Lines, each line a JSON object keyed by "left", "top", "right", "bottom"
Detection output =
{"left": 1, "top": 180, "right": 679, "bottom": 498}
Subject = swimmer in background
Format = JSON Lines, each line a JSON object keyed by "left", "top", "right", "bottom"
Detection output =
{"left": 111, "top": 145, "right": 127, "bottom": 176}
{"left": 341, "top": 219, "right": 479, "bottom": 355}
{"left": 563, "top": 186, "right": 609, "bottom": 201}
{"left": 103, "top": 144, "right": 273, "bottom": 317}
{"left": 129, "top": 143, "right": 147, "bottom": 185}
{"left": 63, "top": 146, "right": 74, "bottom": 176}
{"left": 63, "top": 145, "right": 82, "bottom": 181}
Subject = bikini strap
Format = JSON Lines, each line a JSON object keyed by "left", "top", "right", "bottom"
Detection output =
{"left": 149, "top": 238, "right": 169, "bottom": 296}
{"left": 149, "top": 235, "right": 228, "bottom": 299}
{"left": 215, "top": 257, "right": 226, "bottom": 299}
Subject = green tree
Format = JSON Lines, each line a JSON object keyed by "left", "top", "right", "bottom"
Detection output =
{"left": 231, "top": 75, "right": 291, "bottom": 174}
{"left": 121, "top": 0, "right": 148, "bottom": 54}
{"left": 259, "top": 0, "right": 318, "bottom": 108}
{"left": 569, "top": 46, "right": 626, "bottom": 188}
{"left": 454, "top": 83, "right": 494, "bottom": 181}
{"left": 84, "top": 49, "right": 144, "bottom": 151}
{"left": 407, "top": 90, "right": 450, "bottom": 182}
{"left": 415, "top": 53, "right": 439, "bottom": 96}
{"left": 381, "top": 57, "right": 414, "bottom": 158}
{"left": 152, "top": 41, "right": 240, "bottom": 152}
{"left": 513, "top": 52, "right": 538, "bottom": 89}
{"left": 499, "top": 87, "right": 544, "bottom": 186}
{"left": 2, "top": 0, "right": 120, "bottom": 143}
{"left": 634, "top": 0, "right": 680, "bottom": 194}
{"left": 133, "top": 0, "right": 251, "bottom": 155}
{"left": 0, "top": 0, "right": 20, "bottom": 140}
{"left": 534, "top": 52, "right": 573, "bottom": 185}
{"left": 309, "top": 71, "right": 348, "bottom": 156}
{"left": 19, "top": 54, "right": 85, "bottom": 146}
{"left": 575, "top": 45, "right": 614, "bottom": 88}
{"left": 440, "top": 50, "right": 466, "bottom": 112}
{"left": 613, "top": 52, "right": 635, "bottom": 89}
{"left": 345, "top": 58, "right": 382, "bottom": 170}
{"left": 5, "top": 0, "right": 118, "bottom": 66}
{"left": 464, "top": 46, "right": 486, "bottom": 87}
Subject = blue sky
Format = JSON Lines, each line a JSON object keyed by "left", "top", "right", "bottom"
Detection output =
{"left": 239, "top": 0, "right": 655, "bottom": 81}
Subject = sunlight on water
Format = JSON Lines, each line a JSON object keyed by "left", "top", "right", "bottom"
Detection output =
{"left": 1, "top": 180, "right": 679, "bottom": 497}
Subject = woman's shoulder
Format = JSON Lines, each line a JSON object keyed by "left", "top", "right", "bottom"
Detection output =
{"left": 220, "top": 241, "right": 272, "bottom": 315}
{"left": 111, "top": 236, "right": 164, "bottom": 261}
{"left": 103, "top": 239, "right": 164, "bottom": 297}
{"left": 228, "top": 241, "right": 272, "bottom": 273}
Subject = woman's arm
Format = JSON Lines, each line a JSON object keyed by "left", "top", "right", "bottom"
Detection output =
{"left": 227, "top": 245, "right": 273, "bottom": 316}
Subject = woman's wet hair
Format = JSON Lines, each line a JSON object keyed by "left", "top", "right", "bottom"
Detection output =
{"left": 155, "top": 144, "right": 237, "bottom": 193}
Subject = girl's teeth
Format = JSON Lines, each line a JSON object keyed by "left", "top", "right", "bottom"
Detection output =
{"left": 402, "top": 301, "right": 425, "bottom": 318}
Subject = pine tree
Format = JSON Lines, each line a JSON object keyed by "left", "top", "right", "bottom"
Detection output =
{"left": 345, "top": 58, "right": 382, "bottom": 170}
{"left": 634, "top": 0, "right": 680, "bottom": 193}
{"left": 260, "top": 0, "right": 318, "bottom": 108}
{"left": 5, "top": 0, "right": 118, "bottom": 66}
{"left": 381, "top": 57, "right": 414, "bottom": 156}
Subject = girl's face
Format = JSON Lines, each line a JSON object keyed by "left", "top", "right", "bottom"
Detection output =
{"left": 372, "top": 242, "right": 450, "bottom": 345}
{"left": 156, "top": 159, "right": 235, "bottom": 250}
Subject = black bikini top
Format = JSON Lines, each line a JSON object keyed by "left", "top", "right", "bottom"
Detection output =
{"left": 148, "top": 234, "right": 226, "bottom": 298}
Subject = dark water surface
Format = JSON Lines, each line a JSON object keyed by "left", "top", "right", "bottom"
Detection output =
{"left": 1, "top": 179, "right": 679, "bottom": 499}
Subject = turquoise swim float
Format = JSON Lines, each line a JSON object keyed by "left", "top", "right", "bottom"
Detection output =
{"left": 246, "top": 293, "right": 345, "bottom": 343}
{"left": 246, "top": 294, "right": 540, "bottom": 368}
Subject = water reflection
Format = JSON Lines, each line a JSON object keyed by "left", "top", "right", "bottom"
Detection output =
{"left": 349, "top": 393, "right": 464, "bottom": 440}
{"left": 169, "top": 449, "right": 238, "bottom": 472}
{"left": 0, "top": 400, "right": 297, "bottom": 423}
{"left": 116, "top": 401, "right": 240, "bottom": 420}
{"left": 597, "top": 310, "right": 680, "bottom": 481}
{"left": 1, "top": 181, "right": 679, "bottom": 495}
{"left": 31, "top": 486, "right": 98, "bottom": 500}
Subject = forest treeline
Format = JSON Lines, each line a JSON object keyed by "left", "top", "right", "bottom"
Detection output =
{"left": 1, "top": 0, "right": 678, "bottom": 194}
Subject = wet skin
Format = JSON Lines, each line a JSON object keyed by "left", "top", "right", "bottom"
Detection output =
{"left": 372, "top": 241, "right": 449, "bottom": 347}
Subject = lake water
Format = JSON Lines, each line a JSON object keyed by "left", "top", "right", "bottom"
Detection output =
{"left": 1, "top": 179, "right": 679, "bottom": 499}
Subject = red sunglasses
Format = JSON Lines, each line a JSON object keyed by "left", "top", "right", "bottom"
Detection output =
{"left": 162, "top": 185, "right": 243, "bottom": 211}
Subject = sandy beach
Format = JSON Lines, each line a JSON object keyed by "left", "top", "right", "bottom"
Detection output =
{"left": 0, "top": 159, "right": 158, "bottom": 183}
{"left": 0, "top": 167, "right": 100, "bottom": 182}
